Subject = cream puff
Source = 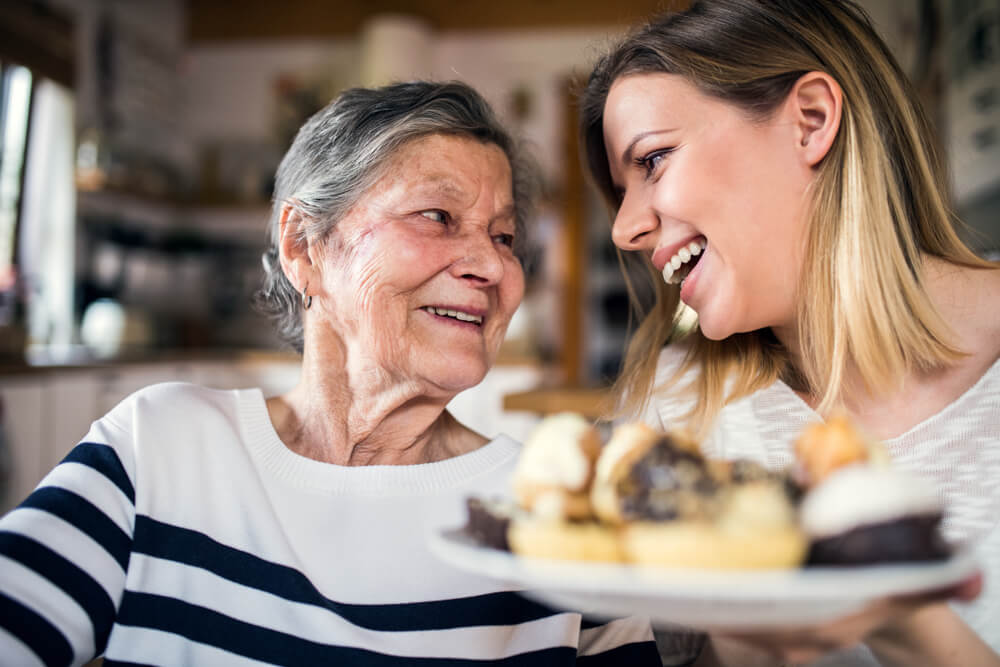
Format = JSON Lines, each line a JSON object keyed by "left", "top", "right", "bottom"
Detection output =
{"left": 507, "top": 413, "right": 623, "bottom": 562}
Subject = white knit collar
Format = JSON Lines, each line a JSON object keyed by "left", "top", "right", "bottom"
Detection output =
{"left": 234, "top": 388, "right": 521, "bottom": 497}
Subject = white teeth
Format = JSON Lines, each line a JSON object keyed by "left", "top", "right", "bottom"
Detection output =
{"left": 425, "top": 306, "right": 483, "bottom": 324}
{"left": 661, "top": 239, "right": 707, "bottom": 286}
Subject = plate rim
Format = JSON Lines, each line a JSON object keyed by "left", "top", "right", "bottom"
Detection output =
{"left": 429, "top": 526, "right": 980, "bottom": 604}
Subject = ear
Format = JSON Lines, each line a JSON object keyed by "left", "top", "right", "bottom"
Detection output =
{"left": 789, "top": 71, "right": 842, "bottom": 167}
{"left": 277, "top": 202, "right": 316, "bottom": 295}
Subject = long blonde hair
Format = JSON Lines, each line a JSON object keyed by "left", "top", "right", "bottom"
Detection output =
{"left": 579, "top": 0, "right": 995, "bottom": 437}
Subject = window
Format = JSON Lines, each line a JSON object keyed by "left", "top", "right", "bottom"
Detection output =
{"left": 0, "top": 63, "right": 33, "bottom": 326}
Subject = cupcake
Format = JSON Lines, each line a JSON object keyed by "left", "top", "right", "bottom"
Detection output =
{"left": 507, "top": 413, "right": 623, "bottom": 562}
{"left": 592, "top": 422, "right": 806, "bottom": 569}
{"left": 801, "top": 465, "right": 950, "bottom": 565}
{"left": 795, "top": 417, "right": 951, "bottom": 565}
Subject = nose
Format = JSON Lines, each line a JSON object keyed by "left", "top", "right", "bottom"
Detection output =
{"left": 611, "top": 190, "right": 659, "bottom": 251}
{"left": 452, "top": 231, "right": 505, "bottom": 285}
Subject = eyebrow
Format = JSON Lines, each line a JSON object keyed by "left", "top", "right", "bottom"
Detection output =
{"left": 620, "top": 128, "right": 677, "bottom": 166}
{"left": 416, "top": 176, "right": 466, "bottom": 198}
{"left": 491, "top": 203, "right": 517, "bottom": 224}
{"left": 412, "top": 176, "right": 516, "bottom": 221}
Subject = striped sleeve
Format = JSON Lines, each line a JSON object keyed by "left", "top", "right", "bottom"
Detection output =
{"left": 0, "top": 422, "right": 136, "bottom": 667}
{"left": 577, "top": 616, "right": 662, "bottom": 665}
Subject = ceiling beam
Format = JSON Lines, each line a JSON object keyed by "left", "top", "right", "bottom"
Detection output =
{"left": 187, "top": 0, "right": 688, "bottom": 42}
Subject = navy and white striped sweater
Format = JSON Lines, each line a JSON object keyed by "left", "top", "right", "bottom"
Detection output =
{"left": 0, "top": 382, "right": 661, "bottom": 666}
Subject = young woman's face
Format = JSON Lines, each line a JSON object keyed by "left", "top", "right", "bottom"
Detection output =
{"left": 603, "top": 73, "right": 815, "bottom": 340}
{"left": 309, "top": 133, "right": 524, "bottom": 397}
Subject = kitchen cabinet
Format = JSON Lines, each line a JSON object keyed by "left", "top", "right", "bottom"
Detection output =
{"left": 0, "top": 378, "right": 45, "bottom": 513}
{"left": 0, "top": 354, "right": 302, "bottom": 515}
{"left": 0, "top": 354, "right": 544, "bottom": 515}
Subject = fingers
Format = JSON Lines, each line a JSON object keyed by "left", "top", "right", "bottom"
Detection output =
{"left": 712, "top": 573, "right": 983, "bottom": 665}
{"left": 953, "top": 572, "right": 983, "bottom": 601}
{"left": 890, "top": 570, "right": 982, "bottom": 606}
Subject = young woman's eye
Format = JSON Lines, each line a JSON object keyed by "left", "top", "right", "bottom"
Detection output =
{"left": 636, "top": 148, "right": 673, "bottom": 178}
{"left": 420, "top": 210, "right": 448, "bottom": 223}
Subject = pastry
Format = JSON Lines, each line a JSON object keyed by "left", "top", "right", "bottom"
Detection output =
{"left": 593, "top": 422, "right": 807, "bottom": 569}
{"left": 801, "top": 465, "right": 950, "bottom": 565}
{"left": 624, "top": 481, "right": 808, "bottom": 569}
{"left": 793, "top": 414, "right": 889, "bottom": 487}
{"left": 506, "top": 413, "right": 623, "bottom": 562}
{"left": 796, "top": 417, "right": 950, "bottom": 565}
{"left": 507, "top": 516, "right": 624, "bottom": 562}
{"left": 459, "top": 412, "right": 947, "bottom": 571}
{"left": 463, "top": 497, "right": 516, "bottom": 551}
{"left": 511, "top": 412, "right": 601, "bottom": 520}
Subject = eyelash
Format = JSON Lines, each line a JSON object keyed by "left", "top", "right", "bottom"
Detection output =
{"left": 635, "top": 148, "right": 674, "bottom": 178}
{"left": 494, "top": 233, "right": 515, "bottom": 248}
{"left": 421, "top": 210, "right": 515, "bottom": 249}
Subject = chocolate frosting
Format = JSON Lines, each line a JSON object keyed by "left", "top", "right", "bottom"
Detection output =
{"left": 617, "top": 436, "right": 720, "bottom": 521}
{"left": 806, "top": 514, "right": 950, "bottom": 565}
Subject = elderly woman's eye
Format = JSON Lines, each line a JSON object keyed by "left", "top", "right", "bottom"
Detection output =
{"left": 495, "top": 233, "right": 515, "bottom": 248}
{"left": 420, "top": 210, "right": 448, "bottom": 223}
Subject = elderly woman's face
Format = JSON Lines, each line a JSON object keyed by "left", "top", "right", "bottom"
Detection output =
{"left": 310, "top": 133, "right": 524, "bottom": 396}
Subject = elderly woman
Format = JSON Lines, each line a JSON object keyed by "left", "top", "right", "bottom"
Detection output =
{"left": 0, "top": 81, "right": 659, "bottom": 665}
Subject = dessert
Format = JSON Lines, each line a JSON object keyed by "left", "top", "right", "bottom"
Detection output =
{"left": 463, "top": 496, "right": 516, "bottom": 552}
{"left": 459, "top": 412, "right": 951, "bottom": 570}
{"left": 795, "top": 417, "right": 950, "bottom": 565}
{"left": 511, "top": 412, "right": 601, "bottom": 520}
{"left": 506, "top": 412, "right": 623, "bottom": 562}
{"left": 591, "top": 422, "right": 806, "bottom": 569}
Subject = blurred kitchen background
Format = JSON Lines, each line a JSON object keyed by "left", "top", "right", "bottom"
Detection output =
{"left": 0, "top": 0, "right": 997, "bottom": 511}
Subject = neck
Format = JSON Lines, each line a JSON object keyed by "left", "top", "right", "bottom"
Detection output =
{"left": 771, "top": 255, "right": 1000, "bottom": 430}
{"left": 268, "top": 341, "right": 484, "bottom": 466}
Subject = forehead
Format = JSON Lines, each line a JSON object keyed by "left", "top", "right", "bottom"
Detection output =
{"left": 603, "top": 73, "right": 706, "bottom": 137}
{"left": 379, "top": 133, "right": 512, "bottom": 193}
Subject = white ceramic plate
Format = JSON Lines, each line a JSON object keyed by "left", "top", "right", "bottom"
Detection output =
{"left": 428, "top": 528, "right": 979, "bottom": 630}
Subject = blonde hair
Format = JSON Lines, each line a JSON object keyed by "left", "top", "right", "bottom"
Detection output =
{"left": 579, "top": 0, "right": 996, "bottom": 437}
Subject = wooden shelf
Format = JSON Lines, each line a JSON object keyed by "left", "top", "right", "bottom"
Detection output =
{"left": 502, "top": 385, "right": 612, "bottom": 419}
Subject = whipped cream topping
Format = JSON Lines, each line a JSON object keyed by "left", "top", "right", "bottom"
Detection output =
{"left": 662, "top": 238, "right": 706, "bottom": 285}
{"left": 513, "top": 412, "right": 593, "bottom": 490}
{"left": 800, "top": 465, "right": 943, "bottom": 539}
{"left": 594, "top": 422, "right": 659, "bottom": 484}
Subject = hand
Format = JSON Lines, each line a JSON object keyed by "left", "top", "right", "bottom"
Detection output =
{"left": 713, "top": 572, "right": 983, "bottom": 666}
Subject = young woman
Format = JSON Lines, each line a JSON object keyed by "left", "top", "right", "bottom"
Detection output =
{"left": 580, "top": 1, "right": 1000, "bottom": 664}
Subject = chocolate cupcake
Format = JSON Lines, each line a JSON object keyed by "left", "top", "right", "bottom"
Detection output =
{"left": 800, "top": 465, "right": 950, "bottom": 565}
{"left": 464, "top": 496, "right": 516, "bottom": 551}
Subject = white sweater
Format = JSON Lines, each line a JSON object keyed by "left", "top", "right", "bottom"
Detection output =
{"left": 643, "top": 346, "right": 1000, "bottom": 665}
{"left": 0, "top": 382, "right": 660, "bottom": 666}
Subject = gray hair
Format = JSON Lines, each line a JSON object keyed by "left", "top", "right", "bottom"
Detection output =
{"left": 254, "top": 80, "right": 539, "bottom": 352}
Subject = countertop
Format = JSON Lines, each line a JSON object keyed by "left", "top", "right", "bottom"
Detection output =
{"left": 0, "top": 345, "right": 301, "bottom": 377}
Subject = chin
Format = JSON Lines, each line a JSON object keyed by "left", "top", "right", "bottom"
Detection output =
{"left": 694, "top": 316, "right": 732, "bottom": 341}
{"left": 433, "top": 362, "right": 490, "bottom": 393}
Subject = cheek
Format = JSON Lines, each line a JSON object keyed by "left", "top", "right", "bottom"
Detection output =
{"left": 500, "top": 262, "right": 526, "bottom": 317}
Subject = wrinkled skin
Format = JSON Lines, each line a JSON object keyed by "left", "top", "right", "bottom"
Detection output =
{"left": 270, "top": 133, "right": 525, "bottom": 466}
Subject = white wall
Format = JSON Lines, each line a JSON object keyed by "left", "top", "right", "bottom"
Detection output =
{"left": 182, "top": 40, "right": 361, "bottom": 146}
{"left": 180, "top": 24, "right": 624, "bottom": 187}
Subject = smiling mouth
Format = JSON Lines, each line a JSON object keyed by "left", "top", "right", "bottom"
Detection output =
{"left": 662, "top": 237, "right": 706, "bottom": 285}
{"left": 421, "top": 306, "right": 484, "bottom": 326}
